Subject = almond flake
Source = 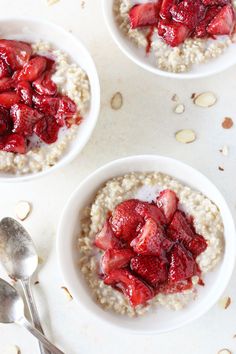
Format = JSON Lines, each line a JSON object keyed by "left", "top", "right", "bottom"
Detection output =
{"left": 222, "top": 117, "right": 234, "bottom": 129}
{"left": 219, "top": 296, "right": 231, "bottom": 309}
{"left": 61, "top": 286, "right": 73, "bottom": 301}
{"left": 2, "top": 345, "right": 21, "bottom": 354}
{"left": 47, "top": 0, "right": 60, "bottom": 5}
{"left": 218, "top": 349, "right": 232, "bottom": 354}
{"left": 174, "top": 104, "right": 185, "bottom": 114}
{"left": 193, "top": 92, "right": 217, "bottom": 107}
{"left": 175, "top": 129, "right": 196, "bottom": 144}
{"left": 15, "top": 201, "right": 31, "bottom": 221}
{"left": 111, "top": 92, "right": 123, "bottom": 110}
{"left": 219, "top": 145, "right": 229, "bottom": 156}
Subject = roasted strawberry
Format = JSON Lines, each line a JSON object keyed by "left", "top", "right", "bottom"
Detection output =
{"left": 101, "top": 248, "right": 134, "bottom": 274}
{"left": 94, "top": 220, "right": 122, "bottom": 251}
{"left": 195, "top": 6, "right": 222, "bottom": 38}
{"left": 131, "top": 255, "right": 168, "bottom": 288}
{"left": 104, "top": 269, "right": 154, "bottom": 307}
{"left": 202, "top": 0, "right": 229, "bottom": 5}
{"left": 158, "top": 20, "right": 190, "bottom": 47}
{"left": 129, "top": 3, "right": 161, "bottom": 29}
{"left": 11, "top": 103, "right": 43, "bottom": 137}
{"left": 168, "top": 244, "right": 196, "bottom": 283}
{"left": 33, "top": 115, "right": 60, "bottom": 144}
{"left": 130, "top": 218, "right": 165, "bottom": 256}
{"left": 32, "top": 71, "right": 57, "bottom": 96}
{"left": 33, "top": 94, "right": 60, "bottom": 116}
{"left": 0, "top": 77, "right": 15, "bottom": 93}
{"left": 55, "top": 96, "right": 77, "bottom": 126}
{"left": 17, "top": 81, "right": 33, "bottom": 106}
{"left": 17, "top": 56, "right": 47, "bottom": 82}
{"left": 167, "top": 210, "right": 195, "bottom": 245}
{"left": 170, "top": 0, "right": 206, "bottom": 30}
{"left": 135, "top": 201, "right": 167, "bottom": 225}
{"left": 0, "top": 133, "right": 27, "bottom": 154}
{"left": 0, "top": 92, "right": 21, "bottom": 109}
{"left": 160, "top": 0, "right": 175, "bottom": 20}
{"left": 207, "top": 4, "right": 235, "bottom": 35}
{"left": 111, "top": 199, "right": 144, "bottom": 241}
{"left": 187, "top": 234, "right": 207, "bottom": 256}
{"left": 0, "top": 58, "right": 10, "bottom": 79}
{"left": 0, "top": 40, "right": 32, "bottom": 70}
{"left": 0, "top": 107, "right": 11, "bottom": 135}
{"left": 156, "top": 189, "right": 178, "bottom": 224}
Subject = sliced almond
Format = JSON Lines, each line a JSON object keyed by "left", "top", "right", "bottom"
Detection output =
{"left": 111, "top": 92, "right": 123, "bottom": 110}
{"left": 2, "top": 345, "right": 21, "bottom": 354}
{"left": 15, "top": 201, "right": 31, "bottom": 221}
{"left": 219, "top": 145, "right": 229, "bottom": 156}
{"left": 175, "top": 129, "right": 196, "bottom": 144}
{"left": 47, "top": 0, "right": 60, "bottom": 5}
{"left": 61, "top": 286, "right": 73, "bottom": 301}
{"left": 193, "top": 92, "right": 217, "bottom": 108}
{"left": 218, "top": 296, "right": 231, "bottom": 309}
{"left": 222, "top": 117, "right": 233, "bottom": 129}
{"left": 174, "top": 104, "right": 185, "bottom": 114}
{"left": 218, "top": 349, "right": 232, "bottom": 354}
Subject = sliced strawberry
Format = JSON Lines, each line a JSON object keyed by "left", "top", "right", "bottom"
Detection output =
{"left": 17, "top": 81, "right": 33, "bottom": 106}
{"left": 156, "top": 189, "right": 178, "bottom": 224}
{"left": 94, "top": 220, "right": 122, "bottom": 251}
{"left": 101, "top": 248, "right": 134, "bottom": 274}
{"left": 129, "top": 3, "right": 160, "bottom": 29}
{"left": 0, "top": 40, "right": 32, "bottom": 70}
{"left": 160, "top": 0, "right": 175, "bottom": 20}
{"left": 11, "top": 103, "right": 43, "bottom": 137}
{"left": 158, "top": 20, "right": 190, "bottom": 47}
{"left": 0, "top": 77, "right": 15, "bottom": 93}
{"left": 169, "top": 0, "right": 206, "bottom": 30}
{"left": 0, "top": 107, "right": 11, "bottom": 135}
{"left": 195, "top": 6, "right": 222, "bottom": 38}
{"left": 55, "top": 96, "right": 77, "bottom": 126}
{"left": 17, "top": 56, "right": 47, "bottom": 82}
{"left": 32, "top": 70, "right": 57, "bottom": 96}
{"left": 130, "top": 218, "right": 165, "bottom": 256}
{"left": 0, "top": 92, "right": 21, "bottom": 109}
{"left": 135, "top": 201, "right": 167, "bottom": 225}
{"left": 0, "top": 133, "right": 27, "bottom": 154}
{"left": 130, "top": 255, "right": 168, "bottom": 288}
{"left": 104, "top": 269, "right": 154, "bottom": 307}
{"left": 168, "top": 244, "right": 196, "bottom": 283}
{"left": 33, "top": 115, "right": 60, "bottom": 144}
{"left": 187, "top": 234, "right": 207, "bottom": 256}
{"left": 207, "top": 4, "right": 235, "bottom": 35}
{"left": 33, "top": 94, "right": 60, "bottom": 116}
{"left": 167, "top": 210, "right": 195, "bottom": 245}
{"left": 111, "top": 199, "right": 144, "bottom": 242}
{"left": 0, "top": 58, "right": 11, "bottom": 79}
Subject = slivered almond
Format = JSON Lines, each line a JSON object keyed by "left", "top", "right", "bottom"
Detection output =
{"left": 193, "top": 92, "right": 217, "bottom": 107}
{"left": 61, "top": 286, "right": 73, "bottom": 301}
{"left": 15, "top": 201, "right": 31, "bottom": 221}
{"left": 174, "top": 104, "right": 185, "bottom": 114}
{"left": 111, "top": 92, "right": 123, "bottom": 110}
{"left": 218, "top": 349, "right": 232, "bottom": 354}
{"left": 219, "top": 296, "right": 231, "bottom": 309}
{"left": 175, "top": 129, "right": 196, "bottom": 144}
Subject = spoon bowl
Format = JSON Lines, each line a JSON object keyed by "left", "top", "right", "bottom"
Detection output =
{"left": 0, "top": 278, "right": 24, "bottom": 324}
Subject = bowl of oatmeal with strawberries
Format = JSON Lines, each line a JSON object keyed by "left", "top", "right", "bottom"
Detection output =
{"left": 103, "top": 0, "right": 236, "bottom": 78}
{"left": 57, "top": 155, "right": 236, "bottom": 333}
{"left": 0, "top": 17, "right": 100, "bottom": 181}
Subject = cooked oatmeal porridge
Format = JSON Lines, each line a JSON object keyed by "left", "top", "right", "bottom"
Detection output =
{"left": 78, "top": 172, "right": 224, "bottom": 317}
{"left": 114, "top": 0, "right": 236, "bottom": 73}
{"left": 0, "top": 40, "right": 90, "bottom": 175}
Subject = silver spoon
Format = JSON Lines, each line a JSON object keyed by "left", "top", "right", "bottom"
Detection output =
{"left": 0, "top": 217, "right": 50, "bottom": 354}
{"left": 0, "top": 278, "right": 64, "bottom": 354}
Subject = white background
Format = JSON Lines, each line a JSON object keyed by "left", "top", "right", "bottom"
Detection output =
{"left": 0, "top": 0, "right": 236, "bottom": 353}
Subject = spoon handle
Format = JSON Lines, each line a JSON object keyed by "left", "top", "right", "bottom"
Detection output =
{"left": 18, "top": 317, "right": 65, "bottom": 354}
{"left": 20, "top": 279, "right": 50, "bottom": 354}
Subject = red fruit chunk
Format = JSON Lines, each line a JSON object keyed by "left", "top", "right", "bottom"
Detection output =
{"left": 207, "top": 4, "right": 235, "bottom": 35}
{"left": 17, "top": 56, "right": 47, "bottom": 82}
{"left": 168, "top": 244, "right": 196, "bottom": 283}
{"left": 104, "top": 269, "right": 154, "bottom": 307}
{"left": 0, "top": 107, "right": 11, "bottom": 135}
{"left": 32, "top": 71, "right": 57, "bottom": 96}
{"left": 94, "top": 220, "right": 122, "bottom": 251}
{"left": 11, "top": 103, "right": 43, "bottom": 137}
{"left": 17, "top": 81, "right": 33, "bottom": 106}
{"left": 44, "top": 56, "right": 56, "bottom": 72}
{"left": 33, "top": 115, "right": 60, "bottom": 144}
{"left": 135, "top": 201, "right": 167, "bottom": 225}
{"left": 33, "top": 94, "right": 59, "bottom": 116}
{"left": 0, "top": 40, "right": 32, "bottom": 70}
{"left": 158, "top": 21, "right": 190, "bottom": 47}
{"left": 0, "top": 77, "right": 15, "bottom": 93}
{"left": 170, "top": 0, "right": 206, "bottom": 30}
{"left": 0, "top": 58, "right": 10, "bottom": 79}
{"left": 187, "top": 234, "right": 208, "bottom": 256}
{"left": 0, "top": 133, "right": 26, "bottom": 154}
{"left": 131, "top": 255, "right": 168, "bottom": 288}
{"left": 111, "top": 199, "right": 144, "bottom": 241}
{"left": 130, "top": 218, "right": 165, "bottom": 256}
{"left": 129, "top": 3, "right": 160, "bottom": 29}
{"left": 156, "top": 189, "right": 178, "bottom": 224}
{"left": 167, "top": 210, "right": 195, "bottom": 245}
{"left": 160, "top": 0, "right": 175, "bottom": 20}
{"left": 202, "top": 0, "right": 229, "bottom": 5}
{"left": 195, "top": 6, "right": 222, "bottom": 38}
{"left": 0, "top": 92, "right": 21, "bottom": 108}
{"left": 55, "top": 96, "right": 77, "bottom": 126}
{"left": 101, "top": 248, "right": 134, "bottom": 274}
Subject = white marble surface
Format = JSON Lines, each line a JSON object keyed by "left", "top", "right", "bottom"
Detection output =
{"left": 0, "top": 0, "right": 236, "bottom": 353}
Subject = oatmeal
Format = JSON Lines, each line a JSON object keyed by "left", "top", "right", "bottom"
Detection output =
{"left": 78, "top": 172, "right": 224, "bottom": 317}
{"left": 114, "top": 0, "right": 236, "bottom": 73}
{"left": 0, "top": 39, "right": 90, "bottom": 175}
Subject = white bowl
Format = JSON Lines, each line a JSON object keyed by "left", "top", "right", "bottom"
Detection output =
{"left": 0, "top": 17, "right": 100, "bottom": 182}
{"left": 57, "top": 155, "right": 236, "bottom": 334}
{"left": 102, "top": 0, "right": 236, "bottom": 79}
